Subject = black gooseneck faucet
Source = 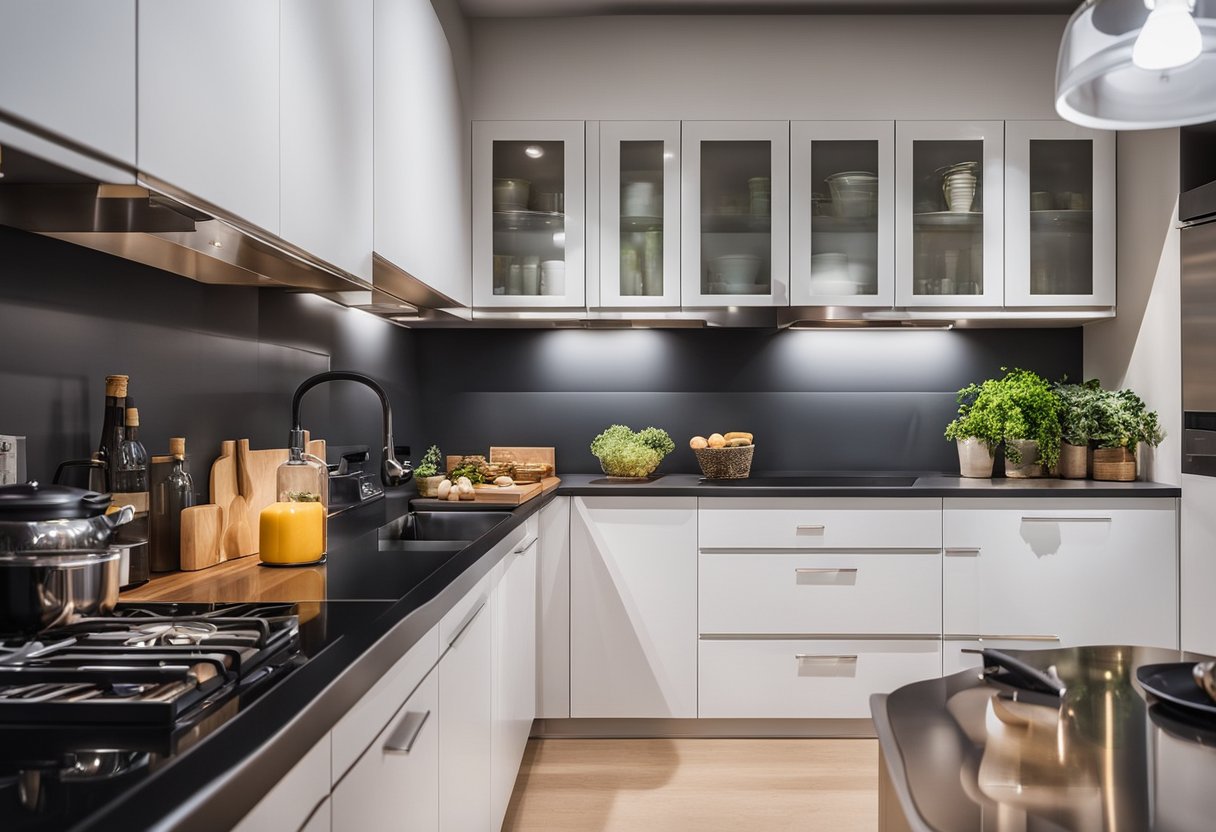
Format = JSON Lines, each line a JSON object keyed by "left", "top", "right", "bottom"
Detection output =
{"left": 290, "top": 371, "right": 409, "bottom": 488}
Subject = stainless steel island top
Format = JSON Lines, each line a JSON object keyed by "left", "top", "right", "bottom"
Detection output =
{"left": 873, "top": 645, "right": 1216, "bottom": 832}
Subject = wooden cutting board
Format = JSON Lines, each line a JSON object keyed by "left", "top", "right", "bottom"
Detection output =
{"left": 180, "top": 504, "right": 223, "bottom": 571}
{"left": 235, "top": 436, "right": 326, "bottom": 543}
{"left": 209, "top": 440, "right": 255, "bottom": 560}
{"left": 471, "top": 481, "right": 544, "bottom": 505}
{"left": 490, "top": 446, "right": 556, "bottom": 473}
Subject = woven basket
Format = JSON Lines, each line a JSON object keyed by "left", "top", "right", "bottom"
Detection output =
{"left": 694, "top": 445, "right": 754, "bottom": 479}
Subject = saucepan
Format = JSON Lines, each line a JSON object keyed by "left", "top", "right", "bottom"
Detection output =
{"left": 0, "top": 482, "right": 134, "bottom": 633}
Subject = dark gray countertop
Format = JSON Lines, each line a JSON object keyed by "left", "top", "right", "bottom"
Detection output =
{"left": 555, "top": 472, "right": 1182, "bottom": 498}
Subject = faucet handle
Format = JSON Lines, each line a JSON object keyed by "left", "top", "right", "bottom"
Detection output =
{"left": 382, "top": 450, "right": 410, "bottom": 487}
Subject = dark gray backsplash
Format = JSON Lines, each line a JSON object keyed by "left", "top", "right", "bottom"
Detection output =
{"left": 0, "top": 227, "right": 420, "bottom": 485}
{"left": 413, "top": 328, "right": 1083, "bottom": 475}
{"left": 0, "top": 224, "right": 1083, "bottom": 483}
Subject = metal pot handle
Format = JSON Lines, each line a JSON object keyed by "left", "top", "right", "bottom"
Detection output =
{"left": 102, "top": 505, "right": 135, "bottom": 529}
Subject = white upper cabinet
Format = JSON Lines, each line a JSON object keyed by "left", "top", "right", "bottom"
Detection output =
{"left": 594, "top": 121, "right": 682, "bottom": 308}
{"left": 281, "top": 0, "right": 373, "bottom": 282}
{"left": 0, "top": 1, "right": 136, "bottom": 181}
{"left": 790, "top": 121, "right": 895, "bottom": 307}
{"left": 472, "top": 121, "right": 587, "bottom": 308}
{"left": 138, "top": 1, "right": 280, "bottom": 235}
{"left": 895, "top": 121, "right": 1004, "bottom": 308}
{"left": 681, "top": 121, "right": 790, "bottom": 307}
{"left": 374, "top": 0, "right": 471, "bottom": 306}
{"left": 1004, "top": 121, "right": 1115, "bottom": 308}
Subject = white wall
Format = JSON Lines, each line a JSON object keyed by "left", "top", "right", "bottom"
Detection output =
{"left": 470, "top": 15, "right": 1066, "bottom": 121}
{"left": 1084, "top": 130, "right": 1181, "bottom": 487}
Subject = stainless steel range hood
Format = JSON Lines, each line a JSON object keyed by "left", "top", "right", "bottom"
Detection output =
{"left": 0, "top": 146, "right": 374, "bottom": 296}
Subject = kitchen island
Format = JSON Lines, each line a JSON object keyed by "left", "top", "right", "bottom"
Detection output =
{"left": 872, "top": 645, "right": 1215, "bottom": 832}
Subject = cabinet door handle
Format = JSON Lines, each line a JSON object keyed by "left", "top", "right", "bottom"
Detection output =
{"left": 1021, "top": 516, "right": 1112, "bottom": 523}
{"left": 383, "top": 709, "right": 431, "bottom": 755}
{"left": 795, "top": 567, "right": 857, "bottom": 574}
{"left": 944, "top": 547, "right": 981, "bottom": 556}
{"left": 447, "top": 601, "right": 486, "bottom": 651}
{"left": 944, "top": 634, "right": 1060, "bottom": 642}
{"left": 795, "top": 654, "right": 858, "bottom": 662}
{"left": 796, "top": 524, "right": 826, "bottom": 532}
{"left": 514, "top": 535, "right": 539, "bottom": 554}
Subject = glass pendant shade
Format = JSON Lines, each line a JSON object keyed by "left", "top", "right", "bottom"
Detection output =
{"left": 1056, "top": 0, "right": 1216, "bottom": 129}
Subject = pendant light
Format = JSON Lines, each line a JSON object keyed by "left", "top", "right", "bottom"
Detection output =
{"left": 1055, "top": 0, "right": 1216, "bottom": 129}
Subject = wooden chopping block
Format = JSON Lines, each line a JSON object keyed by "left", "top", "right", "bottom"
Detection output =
{"left": 471, "top": 480, "right": 544, "bottom": 505}
{"left": 180, "top": 504, "right": 223, "bottom": 571}
{"left": 210, "top": 441, "right": 255, "bottom": 559}
{"left": 490, "top": 446, "right": 556, "bottom": 474}
{"left": 236, "top": 437, "right": 326, "bottom": 544}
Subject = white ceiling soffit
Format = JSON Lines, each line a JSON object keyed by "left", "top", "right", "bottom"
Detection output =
{"left": 458, "top": 0, "right": 1079, "bottom": 18}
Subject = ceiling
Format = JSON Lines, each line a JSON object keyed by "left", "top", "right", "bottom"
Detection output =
{"left": 458, "top": 0, "right": 1079, "bottom": 17}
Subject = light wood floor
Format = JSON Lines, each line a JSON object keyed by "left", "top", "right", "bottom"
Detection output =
{"left": 503, "top": 738, "right": 879, "bottom": 831}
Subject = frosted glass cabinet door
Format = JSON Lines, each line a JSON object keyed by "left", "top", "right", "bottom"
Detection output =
{"left": 596, "top": 121, "right": 681, "bottom": 308}
{"left": 681, "top": 121, "right": 790, "bottom": 307}
{"left": 790, "top": 121, "right": 894, "bottom": 307}
{"left": 895, "top": 121, "right": 1004, "bottom": 308}
{"left": 472, "top": 121, "right": 586, "bottom": 308}
{"left": 1004, "top": 121, "right": 1115, "bottom": 307}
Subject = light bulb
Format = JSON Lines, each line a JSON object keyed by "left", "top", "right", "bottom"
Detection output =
{"left": 1133, "top": 0, "right": 1202, "bottom": 71}
{"left": 524, "top": 145, "right": 544, "bottom": 159}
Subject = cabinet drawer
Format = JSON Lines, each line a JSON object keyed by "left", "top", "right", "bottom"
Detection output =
{"left": 698, "top": 498, "right": 942, "bottom": 550}
{"left": 331, "top": 624, "right": 440, "bottom": 784}
{"left": 332, "top": 667, "right": 440, "bottom": 831}
{"left": 234, "top": 734, "right": 331, "bottom": 832}
{"left": 698, "top": 638, "right": 942, "bottom": 719}
{"left": 699, "top": 551, "right": 941, "bottom": 636}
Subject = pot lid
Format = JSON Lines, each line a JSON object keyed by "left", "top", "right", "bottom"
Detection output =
{"left": 0, "top": 482, "right": 112, "bottom": 522}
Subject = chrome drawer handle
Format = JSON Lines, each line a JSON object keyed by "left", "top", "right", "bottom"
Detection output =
{"left": 794, "top": 568, "right": 858, "bottom": 575}
{"left": 944, "top": 634, "right": 1060, "bottom": 642}
{"left": 384, "top": 709, "right": 431, "bottom": 755}
{"left": 1021, "top": 516, "right": 1112, "bottom": 523}
{"left": 796, "top": 524, "right": 826, "bottom": 532}
{"left": 795, "top": 654, "right": 858, "bottom": 662}
{"left": 447, "top": 601, "right": 486, "bottom": 651}
{"left": 944, "top": 547, "right": 981, "bottom": 556}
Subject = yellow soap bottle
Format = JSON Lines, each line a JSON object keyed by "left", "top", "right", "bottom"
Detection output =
{"left": 259, "top": 500, "right": 325, "bottom": 566}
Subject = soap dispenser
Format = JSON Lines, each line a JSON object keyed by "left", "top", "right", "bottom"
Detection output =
{"left": 259, "top": 430, "right": 328, "bottom": 566}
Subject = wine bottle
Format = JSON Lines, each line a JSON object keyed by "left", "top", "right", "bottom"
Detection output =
{"left": 114, "top": 403, "right": 149, "bottom": 492}
{"left": 96, "top": 375, "right": 128, "bottom": 475}
{"left": 150, "top": 436, "right": 195, "bottom": 572}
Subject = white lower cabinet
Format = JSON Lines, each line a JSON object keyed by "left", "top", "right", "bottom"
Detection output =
{"left": 943, "top": 497, "right": 1179, "bottom": 674}
{"left": 301, "top": 798, "right": 330, "bottom": 832}
{"left": 234, "top": 734, "right": 332, "bottom": 832}
{"left": 536, "top": 496, "right": 571, "bottom": 719}
{"left": 570, "top": 497, "right": 698, "bottom": 718}
{"left": 492, "top": 530, "right": 538, "bottom": 830}
{"left": 439, "top": 576, "right": 494, "bottom": 831}
{"left": 331, "top": 668, "right": 440, "bottom": 830}
{"left": 699, "top": 639, "right": 942, "bottom": 719}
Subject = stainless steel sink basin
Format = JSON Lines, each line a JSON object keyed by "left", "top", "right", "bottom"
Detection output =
{"left": 702, "top": 475, "right": 920, "bottom": 488}
{"left": 379, "top": 511, "right": 509, "bottom": 543}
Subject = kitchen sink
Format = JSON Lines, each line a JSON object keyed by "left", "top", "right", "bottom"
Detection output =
{"left": 379, "top": 510, "right": 510, "bottom": 543}
{"left": 703, "top": 475, "right": 920, "bottom": 488}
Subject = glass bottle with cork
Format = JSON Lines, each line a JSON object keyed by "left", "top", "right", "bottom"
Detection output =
{"left": 150, "top": 436, "right": 195, "bottom": 572}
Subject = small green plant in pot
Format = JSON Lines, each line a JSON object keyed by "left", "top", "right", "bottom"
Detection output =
{"left": 590, "top": 425, "right": 675, "bottom": 479}
{"left": 1055, "top": 379, "right": 1102, "bottom": 479}
{"left": 945, "top": 368, "right": 1061, "bottom": 478}
{"left": 1090, "top": 388, "right": 1164, "bottom": 481}
{"left": 414, "top": 445, "right": 447, "bottom": 497}
{"left": 944, "top": 382, "right": 1003, "bottom": 478}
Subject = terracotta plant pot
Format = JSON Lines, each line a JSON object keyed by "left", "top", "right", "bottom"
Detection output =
{"left": 1093, "top": 446, "right": 1137, "bottom": 482}
{"left": 1005, "top": 439, "right": 1046, "bottom": 478}
{"left": 1058, "top": 443, "right": 1090, "bottom": 480}
{"left": 956, "top": 437, "right": 995, "bottom": 478}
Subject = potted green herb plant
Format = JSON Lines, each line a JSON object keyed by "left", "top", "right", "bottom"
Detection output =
{"left": 944, "top": 382, "right": 1002, "bottom": 478}
{"left": 945, "top": 368, "right": 1061, "bottom": 478}
{"left": 413, "top": 444, "right": 446, "bottom": 497}
{"left": 1090, "top": 388, "right": 1164, "bottom": 481}
{"left": 590, "top": 425, "right": 675, "bottom": 480}
{"left": 1055, "top": 379, "right": 1101, "bottom": 479}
